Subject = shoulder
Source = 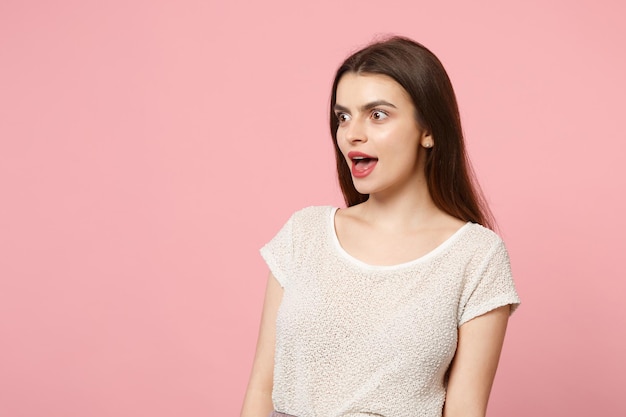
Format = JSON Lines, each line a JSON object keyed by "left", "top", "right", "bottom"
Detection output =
{"left": 289, "top": 205, "right": 336, "bottom": 224}
{"left": 280, "top": 206, "right": 335, "bottom": 256}
{"left": 462, "top": 223, "right": 506, "bottom": 249}
{"left": 277, "top": 206, "right": 335, "bottom": 240}
{"left": 450, "top": 223, "right": 511, "bottom": 266}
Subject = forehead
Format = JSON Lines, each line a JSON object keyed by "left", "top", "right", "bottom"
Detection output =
{"left": 335, "top": 72, "right": 412, "bottom": 107}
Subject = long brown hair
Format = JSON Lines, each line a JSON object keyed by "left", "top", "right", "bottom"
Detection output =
{"left": 329, "top": 36, "right": 495, "bottom": 229}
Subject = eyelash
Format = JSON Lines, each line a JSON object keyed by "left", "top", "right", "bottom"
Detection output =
{"left": 335, "top": 109, "right": 389, "bottom": 125}
{"left": 336, "top": 113, "right": 350, "bottom": 124}
{"left": 371, "top": 110, "right": 388, "bottom": 120}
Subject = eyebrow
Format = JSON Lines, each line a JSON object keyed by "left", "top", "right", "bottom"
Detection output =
{"left": 333, "top": 100, "right": 397, "bottom": 114}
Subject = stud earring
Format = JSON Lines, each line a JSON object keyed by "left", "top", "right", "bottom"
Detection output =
{"left": 424, "top": 143, "right": 433, "bottom": 148}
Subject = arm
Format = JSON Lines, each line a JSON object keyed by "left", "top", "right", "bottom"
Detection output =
{"left": 240, "top": 272, "right": 283, "bottom": 417}
{"left": 443, "top": 305, "right": 511, "bottom": 417}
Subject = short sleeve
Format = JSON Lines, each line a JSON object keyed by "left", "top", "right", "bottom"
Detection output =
{"left": 259, "top": 213, "right": 295, "bottom": 288}
{"left": 458, "top": 240, "right": 521, "bottom": 326}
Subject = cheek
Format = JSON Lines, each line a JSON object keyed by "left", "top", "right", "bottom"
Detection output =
{"left": 379, "top": 127, "right": 418, "bottom": 151}
{"left": 381, "top": 129, "right": 420, "bottom": 162}
{"left": 335, "top": 130, "right": 349, "bottom": 154}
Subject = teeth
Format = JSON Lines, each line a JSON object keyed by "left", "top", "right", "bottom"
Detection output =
{"left": 353, "top": 156, "right": 366, "bottom": 160}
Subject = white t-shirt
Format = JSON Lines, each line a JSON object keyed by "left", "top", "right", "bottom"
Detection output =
{"left": 260, "top": 206, "right": 520, "bottom": 417}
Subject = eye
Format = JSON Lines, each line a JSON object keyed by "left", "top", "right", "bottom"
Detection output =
{"left": 336, "top": 112, "right": 351, "bottom": 125}
{"left": 371, "top": 109, "right": 389, "bottom": 121}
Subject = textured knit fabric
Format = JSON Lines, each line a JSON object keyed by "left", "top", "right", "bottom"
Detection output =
{"left": 260, "top": 206, "right": 520, "bottom": 417}
{"left": 269, "top": 411, "right": 297, "bottom": 417}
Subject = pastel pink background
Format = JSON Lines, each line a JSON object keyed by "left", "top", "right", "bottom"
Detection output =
{"left": 1, "top": 0, "right": 624, "bottom": 415}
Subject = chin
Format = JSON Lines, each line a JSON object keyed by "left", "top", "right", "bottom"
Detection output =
{"left": 352, "top": 182, "right": 380, "bottom": 196}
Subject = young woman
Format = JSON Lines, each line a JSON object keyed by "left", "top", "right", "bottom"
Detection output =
{"left": 241, "top": 36, "right": 520, "bottom": 417}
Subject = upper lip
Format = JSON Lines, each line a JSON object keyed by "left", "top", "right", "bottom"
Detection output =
{"left": 347, "top": 151, "right": 377, "bottom": 160}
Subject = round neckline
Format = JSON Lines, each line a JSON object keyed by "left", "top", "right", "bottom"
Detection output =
{"left": 328, "top": 206, "right": 472, "bottom": 271}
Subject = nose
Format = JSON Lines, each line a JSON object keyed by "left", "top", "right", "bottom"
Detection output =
{"left": 343, "top": 118, "right": 367, "bottom": 144}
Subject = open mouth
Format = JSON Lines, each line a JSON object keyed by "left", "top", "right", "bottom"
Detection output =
{"left": 348, "top": 153, "right": 379, "bottom": 178}
{"left": 351, "top": 156, "right": 378, "bottom": 171}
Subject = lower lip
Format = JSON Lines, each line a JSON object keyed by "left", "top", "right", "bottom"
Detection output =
{"left": 351, "top": 160, "right": 378, "bottom": 178}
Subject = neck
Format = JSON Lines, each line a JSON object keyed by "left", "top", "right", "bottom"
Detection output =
{"left": 360, "top": 175, "right": 442, "bottom": 230}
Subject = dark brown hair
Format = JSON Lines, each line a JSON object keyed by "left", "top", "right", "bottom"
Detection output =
{"left": 329, "top": 36, "right": 495, "bottom": 229}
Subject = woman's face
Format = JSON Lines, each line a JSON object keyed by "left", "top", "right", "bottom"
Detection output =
{"left": 334, "top": 72, "right": 431, "bottom": 197}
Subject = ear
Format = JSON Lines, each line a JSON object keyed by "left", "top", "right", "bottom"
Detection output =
{"left": 420, "top": 130, "right": 433, "bottom": 149}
